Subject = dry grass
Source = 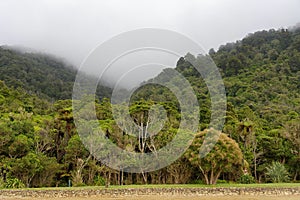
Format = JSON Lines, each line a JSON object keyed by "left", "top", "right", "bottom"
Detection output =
{"left": 2, "top": 184, "right": 299, "bottom": 200}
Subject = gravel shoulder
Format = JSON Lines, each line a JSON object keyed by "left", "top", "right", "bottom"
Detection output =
{"left": 2, "top": 195, "right": 300, "bottom": 200}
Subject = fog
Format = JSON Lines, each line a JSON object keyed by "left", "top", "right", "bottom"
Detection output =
{"left": 0, "top": 0, "right": 300, "bottom": 87}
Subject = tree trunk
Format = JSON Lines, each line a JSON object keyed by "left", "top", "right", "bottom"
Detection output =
{"left": 293, "top": 171, "right": 298, "bottom": 182}
{"left": 141, "top": 171, "right": 147, "bottom": 184}
{"left": 120, "top": 169, "right": 124, "bottom": 185}
{"left": 199, "top": 166, "right": 209, "bottom": 184}
{"left": 209, "top": 170, "right": 214, "bottom": 185}
{"left": 105, "top": 171, "right": 111, "bottom": 188}
{"left": 212, "top": 170, "right": 222, "bottom": 185}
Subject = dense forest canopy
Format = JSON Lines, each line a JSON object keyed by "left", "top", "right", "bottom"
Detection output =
{"left": 0, "top": 47, "right": 112, "bottom": 101}
{"left": 0, "top": 26, "right": 300, "bottom": 188}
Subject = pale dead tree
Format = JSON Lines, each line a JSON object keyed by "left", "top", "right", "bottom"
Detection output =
{"left": 112, "top": 103, "right": 167, "bottom": 183}
{"left": 71, "top": 156, "right": 91, "bottom": 186}
{"left": 146, "top": 104, "right": 167, "bottom": 157}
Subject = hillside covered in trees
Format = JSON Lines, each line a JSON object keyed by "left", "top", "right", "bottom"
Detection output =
{"left": 0, "top": 26, "right": 300, "bottom": 188}
{"left": 0, "top": 47, "right": 111, "bottom": 100}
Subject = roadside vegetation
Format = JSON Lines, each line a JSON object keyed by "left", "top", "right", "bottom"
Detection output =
{"left": 1, "top": 26, "right": 300, "bottom": 188}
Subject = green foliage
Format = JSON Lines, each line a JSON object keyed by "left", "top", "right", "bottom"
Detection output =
{"left": 0, "top": 47, "right": 111, "bottom": 100}
{"left": 70, "top": 170, "right": 86, "bottom": 187}
{"left": 4, "top": 177, "right": 25, "bottom": 188}
{"left": 266, "top": 162, "right": 290, "bottom": 183}
{"left": 94, "top": 175, "right": 106, "bottom": 186}
{"left": 1, "top": 25, "right": 300, "bottom": 187}
{"left": 186, "top": 129, "right": 243, "bottom": 185}
{"left": 238, "top": 174, "right": 256, "bottom": 184}
{"left": 0, "top": 176, "right": 5, "bottom": 188}
{"left": 216, "top": 179, "right": 228, "bottom": 184}
{"left": 8, "top": 134, "right": 33, "bottom": 158}
{"left": 189, "top": 179, "right": 204, "bottom": 184}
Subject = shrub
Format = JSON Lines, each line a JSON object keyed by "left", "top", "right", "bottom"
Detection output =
{"left": 94, "top": 175, "right": 105, "bottom": 186}
{"left": 238, "top": 174, "right": 256, "bottom": 184}
{"left": 70, "top": 170, "right": 85, "bottom": 187}
{"left": 189, "top": 179, "right": 204, "bottom": 184}
{"left": 265, "top": 162, "right": 290, "bottom": 183}
{"left": 216, "top": 179, "right": 228, "bottom": 184}
{"left": 0, "top": 176, "right": 5, "bottom": 188}
{"left": 4, "top": 178, "right": 25, "bottom": 188}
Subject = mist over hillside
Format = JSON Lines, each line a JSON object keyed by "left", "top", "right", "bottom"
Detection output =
{"left": 0, "top": 25, "right": 300, "bottom": 187}
{"left": 0, "top": 46, "right": 112, "bottom": 100}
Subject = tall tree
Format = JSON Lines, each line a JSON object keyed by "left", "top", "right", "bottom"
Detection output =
{"left": 186, "top": 128, "right": 243, "bottom": 185}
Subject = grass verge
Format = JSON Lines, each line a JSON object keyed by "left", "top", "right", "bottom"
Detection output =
{"left": 1, "top": 183, "right": 299, "bottom": 191}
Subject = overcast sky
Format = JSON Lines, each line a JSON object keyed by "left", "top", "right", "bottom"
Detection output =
{"left": 0, "top": 0, "right": 300, "bottom": 67}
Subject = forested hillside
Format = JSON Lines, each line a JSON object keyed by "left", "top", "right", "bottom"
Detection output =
{"left": 131, "top": 27, "right": 300, "bottom": 183}
{"left": 196, "top": 27, "right": 300, "bottom": 182}
{"left": 0, "top": 26, "right": 300, "bottom": 188}
{"left": 0, "top": 47, "right": 111, "bottom": 100}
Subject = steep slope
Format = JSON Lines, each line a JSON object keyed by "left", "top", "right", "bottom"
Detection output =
{"left": 132, "top": 27, "right": 300, "bottom": 130}
{"left": 0, "top": 47, "right": 111, "bottom": 100}
{"left": 210, "top": 27, "right": 300, "bottom": 129}
{"left": 130, "top": 27, "right": 300, "bottom": 180}
{"left": 1, "top": 26, "right": 300, "bottom": 186}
